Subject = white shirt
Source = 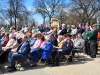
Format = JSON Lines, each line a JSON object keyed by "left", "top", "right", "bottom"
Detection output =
{"left": 74, "top": 38, "right": 85, "bottom": 49}
{"left": 6, "top": 38, "right": 15, "bottom": 47}
{"left": 71, "top": 28, "right": 77, "bottom": 35}
{"left": 24, "top": 27, "right": 27, "bottom": 32}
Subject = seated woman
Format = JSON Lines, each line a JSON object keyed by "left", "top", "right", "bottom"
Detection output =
{"left": 0, "top": 32, "right": 6, "bottom": 43}
{"left": 46, "top": 26, "right": 54, "bottom": 35}
{"left": 39, "top": 36, "right": 46, "bottom": 48}
{"left": 0, "top": 33, "right": 15, "bottom": 63}
{"left": 2, "top": 33, "right": 15, "bottom": 51}
{"left": 28, "top": 35, "right": 46, "bottom": 62}
{"left": 31, "top": 33, "right": 42, "bottom": 50}
{"left": 8, "top": 35, "right": 22, "bottom": 62}
{"left": 2, "top": 33, "right": 9, "bottom": 47}
{"left": 0, "top": 33, "right": 9, "bottom": 53}
{"left": 53, "top": 35, "right": 64, "bottom": 49}
{"left": 29, "top": 35, "right": 53, "bottom": 66}
{"left": 30, "top": 35, "right": 46, "bottom": 52}
{"left": 52, "top": 35, "right": 64, "bottom": 64}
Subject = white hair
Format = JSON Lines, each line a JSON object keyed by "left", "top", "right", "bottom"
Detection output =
{"left": 58, "top": 35, "right": 64, "bottom": 39}
{"left": 62, "top": 24, "right": 65, "bottom": 26}
{"left": 45, "top": 35, "right": 50, "bottom": 41}
{"left": 16, "top": 33, "right": 20, "bottom": 39}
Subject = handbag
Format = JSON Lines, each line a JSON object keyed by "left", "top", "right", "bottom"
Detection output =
{"left": 38, "top": 48, "right": 43, "bottom": 52}
{"left": 98, "top": 41, "right": 100, "bottom": 47}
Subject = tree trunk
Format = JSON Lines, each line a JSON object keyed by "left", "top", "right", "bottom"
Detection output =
{"left": 15, "top": 14, "right": 17, "bottom": 30}
{"left": 49, "top": 17, "right": 52, "bottom": 26}
{"left": 86, "top": 18, "right": 90, "bottom": 25}
{"left": 10, "top": 16, "right": 12, "bottom": 26}
{"left": 43, "top": 16, "right": 45, "bottom": 26}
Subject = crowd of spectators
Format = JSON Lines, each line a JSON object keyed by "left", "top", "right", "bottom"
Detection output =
{"left": 0, "top": 23, "right": 99, "bottom": 72}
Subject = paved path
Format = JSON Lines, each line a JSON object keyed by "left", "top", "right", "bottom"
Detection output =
{"left": 0, "top": 53, "right": 100, "bottom": 75}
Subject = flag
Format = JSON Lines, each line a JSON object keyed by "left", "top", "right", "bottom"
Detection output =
{"left": 81, "top": 19, "right": 85, "bottom": 29}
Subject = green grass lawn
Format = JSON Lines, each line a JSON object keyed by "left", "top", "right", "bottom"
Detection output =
{"left": 5, "top": 28, "right": 10, "bottom": 32}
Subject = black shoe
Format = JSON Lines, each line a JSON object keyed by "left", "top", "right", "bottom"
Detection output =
{"left": 68, "top": 60, "right": 72, "bottom": 62}
{"left": 30, "top": 64, "right": 37, "bottom": 67}
{"left": 0, "top": 61, "right": 5, "bottom": 64}
{"left": 91, "top": 56, "right": 96, "bottom": 58}
{"left": 8, "top": 67, "right": 16, "bottom": 72}
{"left": 85, "top": 53, "right": 87, "bottom": 54}
{"left": 87, "top": 53, "right": 91, "bottom": 56}
{"left": 47, "top": 62, "right": 52, "bottom": 65}
{"left": 96, "top": 53, "right": 99, "bottom": 54}
{"left": 52, "top": 64, "right": 59, "bottom": 66}
{"left": 51, "top": 64, "right": 55, "bottom": 66}
{"left": 7, "top": 66, "right": 13, "bottom": 69}
{"left": 88, "top": 54, "right": 91, "bottom": 56}
{"left": 68, "top": 57, "right": 72, "bottom": 62}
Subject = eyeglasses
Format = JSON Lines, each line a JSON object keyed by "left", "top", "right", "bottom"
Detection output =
{"left": 77, "top": 35, "right": 81, "bottom": 37}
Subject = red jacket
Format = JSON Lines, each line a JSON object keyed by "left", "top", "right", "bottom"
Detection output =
{"left": 3, "top": 38, "right": 9, "bottom": 47}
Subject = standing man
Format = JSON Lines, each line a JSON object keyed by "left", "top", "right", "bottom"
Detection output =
{"left": 59, "top": 24, "right": 67, "bottom": 35}
{"left": 66, "top": 25, "right": 71, "bottom": 34}
{"left": 82, "top": 26, "right": 91, "bottom": 55}
{"left": 89, "top": 25, "right": 98, "bottom": 58}
{"left": 71, "top": 25, "right": 77, "bottom": 35}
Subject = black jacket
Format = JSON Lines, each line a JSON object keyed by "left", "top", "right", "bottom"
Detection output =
{"left": 59, "top": 28, "right": 67, "bottom": 35}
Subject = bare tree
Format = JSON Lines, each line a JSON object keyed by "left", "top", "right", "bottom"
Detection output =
{"left": 71, "top": 0, "right": 100, "bottom": 24}
{"left": 0, "top": 0, "right": 26, "bottom": 29}
{"left": 8, "top": 0, "right": 26, "bottom": 29}
{"left": 33, "top": 0, "right": 67, "bottom": 25}
{"left": 17, "top": 8, "right": 35, "bottom": 26}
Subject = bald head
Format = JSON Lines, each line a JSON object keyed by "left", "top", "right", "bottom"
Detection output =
{"left": 9, "top": 33, "right": 14, "bottom": 39}
{"left": 21, "top": 35, "right": 28, "bottom": 42}
{"left": 67, "top": 25, "right": 70, "bottom": 28}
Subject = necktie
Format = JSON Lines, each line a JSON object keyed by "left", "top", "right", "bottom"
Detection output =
{"left": 18, "top": 42, "right": 25, "bottom": 53}
{"left": 74, "top": 39, "right": 81, "bottom": 47}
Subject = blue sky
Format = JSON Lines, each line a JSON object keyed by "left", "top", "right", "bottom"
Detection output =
{"left": 25, "top": 0, "right": 33, "bottom": 8}
{"left": 25, "top": 0, "right": 71, "bottom": 25}
{"left": 25, "top": 0, "right": 43, "bottom": 25}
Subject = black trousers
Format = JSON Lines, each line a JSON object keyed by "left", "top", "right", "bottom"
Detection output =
{"left": 51, "top": 48, "right": 58, "bottom": 64}
{"left": 85, "top": 41, "right": 90, "bottom": 54}
{"left": 96, "top": 43, "right": 98, "bottom": 54}
{"left": 90, "top": 42, "right": 97, "bottom": 57}
{"left": 0, "top": 48, "right": 11, "bottom": 63}
{"left": 52, "top": 50, "right": 72, "bottom": 64}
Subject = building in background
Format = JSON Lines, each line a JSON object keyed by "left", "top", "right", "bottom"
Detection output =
{"left": 51, "top": 17, "right": 60, "bottom": 27}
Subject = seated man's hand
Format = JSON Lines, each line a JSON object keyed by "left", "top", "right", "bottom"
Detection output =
{"left": 2, "top": 47, "right": 6, "bottom": 51}
{"left": 13, "top": 53, "right": 18, "bottom": 54}
{"left": 53, "top": 46, "right": 56, "bottom": 48}
{"left": 74, "top": 46, "right": 77, "bottom": 48}
{"left": 88, "top": 37, "right": 90, "bottom": 40}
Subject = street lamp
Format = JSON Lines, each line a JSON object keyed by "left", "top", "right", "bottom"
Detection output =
{"left": 43, "top": 16, "right": 46, "bottom": 26}
{"left": 97, "top": 17, "right": 100, "bottom": 24}
{"left": 61, "top": 16, "right": 63, "bottom": 25}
